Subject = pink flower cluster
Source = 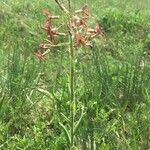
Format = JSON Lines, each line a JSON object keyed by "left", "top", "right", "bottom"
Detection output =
{"left": 34, "top": 4, "right": 104, "bottom": 60}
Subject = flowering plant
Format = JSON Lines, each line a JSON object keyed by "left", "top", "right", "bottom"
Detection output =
{"left": 34, "top": 0, "right": 104, "bottom": 149}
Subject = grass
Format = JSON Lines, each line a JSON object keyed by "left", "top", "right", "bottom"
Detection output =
{"left": 0, "top": 0, "right": 150, "bottom": 149}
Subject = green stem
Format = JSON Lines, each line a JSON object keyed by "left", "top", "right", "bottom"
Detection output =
{"left": 68, "top": 0, "right": 71, "bottom": 9}
{"left": 69, "top": 29, "right": 74, "bottom": 147}
{"left": 68, "top": 0, "right": 75, "bottom": 148}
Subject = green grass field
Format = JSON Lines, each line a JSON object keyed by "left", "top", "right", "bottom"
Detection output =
{"left": 0, "top": 0, "right": 150, "bottom": 149}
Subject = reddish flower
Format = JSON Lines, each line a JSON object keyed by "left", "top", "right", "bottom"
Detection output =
{"left": 75, "top": 32, "right": 86, "bottom": 47}
{"left": 81, "top": 4, "right": 89, "bottom": 18}
{"left": 75, "top": 4, "right": 89, "bottom": 27}
{"left": 74, "top": 32, "right": 93, "bottom": 48}
{"left": 39, "top": 4, "right": 104, "bottom": 52}
{"left": 42, "top": 10, "right": 60, "bottom": 43}
{"left": 87, "top": 24, "right": 104, "bottom": 38}
{"left": 47, "top": 27, "right": 58, "bottom": 42}
{"left": 70, "top": 16, "right": 87, "bottom": 28}
{"left": 33, "top": 51, "right": 46, "bottom": 60}
{"left": 76, "top": 4, "right": 89, "bottom": 18}
{"left": 42, "top": 20, "right": 55, "bottom": 42}
{"left": 95, "top": 24, "right": 103, "bottom": 34}
{"left": 43, "top": 9, "right": 60, "bottom": 19}
{"left": 42, "top": 20, "right": 66, "bottom": 43}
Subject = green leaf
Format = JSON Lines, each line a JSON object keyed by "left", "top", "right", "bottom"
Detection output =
{"left": 60, "top": 112, "right": 71, "bottom": 124}
{"left": 59, "top": 122, "right": 71, "bottom": 145}
{"left": 73, "top": 107, "right": 86, "bottom": 135}
{"left": 71, "top": 146, "right": 78, "bottom": 150}
{"left": 36, "top": 88, "right": 51, "bottom": 97}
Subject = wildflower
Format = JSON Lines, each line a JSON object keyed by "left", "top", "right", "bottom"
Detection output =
{"left": 74, "top": 32, "right": 93, "bottom": 48}
{"left": 39, "top": 4, "right": 104, "bottom": 55}
{"left": 43, "top": 9, "right": 60, "bottom": 19}
{"left": 70, "top": 16, "right": 87, "bottom": 28}
{"left": 75, "top": 32, "right": 87, "bottom": 47}
{"left": 87, "top": 24, "right": 103, "bottom": 38}
{"left": 81, "top": 4, "right": 89, "bottom": 19}
{"left": 95, "top": 24, "right": 103, "bottom": 34}
{"left": 42, "top": 20, "right": 66, "bottom": 43}
{"left": 33, "top": 51, "right": 46, "bottom": 60}
{"left": 75, "top": 4, "right": 89, "bottom": 19}
{"left": 75, "top": 4, "right": 89, "bottom": 27}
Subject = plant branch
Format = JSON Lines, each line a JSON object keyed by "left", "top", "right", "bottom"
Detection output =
{"left": 55, "top": 0, "right": 69, "bottom": 13}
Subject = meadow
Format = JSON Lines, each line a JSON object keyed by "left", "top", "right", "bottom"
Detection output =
{"left": 0, "top": 0, "right": 150, "bottom": 149}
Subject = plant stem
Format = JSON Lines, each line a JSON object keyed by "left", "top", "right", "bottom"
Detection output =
{"left": 68, "top": 0, "right": 71, "bottom": 9}
{"left": 69, "top": 29, "right": 74, "bottom": 147}
{"left": 68, "top": 0, "right": 75, "bottom": 147}
{"left": 55, "top": 0, "right": 69, "bottom": 13}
